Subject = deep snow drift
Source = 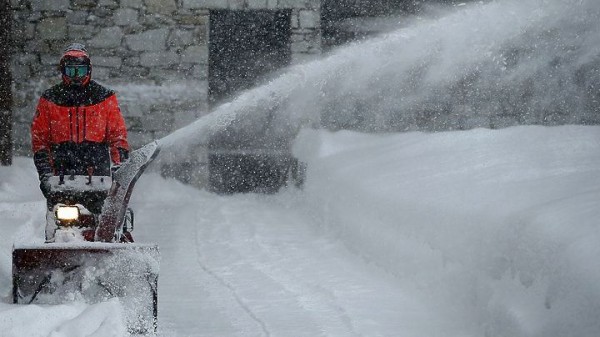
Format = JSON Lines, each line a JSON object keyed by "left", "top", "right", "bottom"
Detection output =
{"left": 1, "top": 125, "right": 600, "bottom": 336}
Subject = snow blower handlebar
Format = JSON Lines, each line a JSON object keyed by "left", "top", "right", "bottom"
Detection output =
{"left": 95, "top": 141, "right": 161, "bottom": 242}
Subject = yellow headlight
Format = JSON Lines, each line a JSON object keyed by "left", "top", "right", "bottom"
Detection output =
{"left": 56, "top": 206, "right": 80, "bottom": 221}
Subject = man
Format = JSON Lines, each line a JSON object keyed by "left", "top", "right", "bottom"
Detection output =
{"left": 31, "top": 43, "right": 130, "bottom": 241}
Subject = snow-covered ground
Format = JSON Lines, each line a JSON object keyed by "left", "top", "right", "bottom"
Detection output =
{"left": 1, "top": 125, "right": 600, "bottom": 337}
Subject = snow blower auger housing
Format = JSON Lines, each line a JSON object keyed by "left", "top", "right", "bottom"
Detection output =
{"left": 12, "top": 141, "right": 161, "bottom": 334}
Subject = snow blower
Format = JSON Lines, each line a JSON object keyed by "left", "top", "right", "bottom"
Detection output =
{"left": 12, "top": 141, "right": 161, "bottom": 334}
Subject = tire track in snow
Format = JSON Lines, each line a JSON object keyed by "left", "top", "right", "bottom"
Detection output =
{"left": 250, "top": 238, "right": 363, "bottom": 337}
{"left": 193, "top": 207, "right": 271, "bottom": 337}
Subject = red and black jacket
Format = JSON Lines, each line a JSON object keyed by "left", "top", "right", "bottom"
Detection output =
{"left": 31, "top": 80, "right": 129, "bottom": 177}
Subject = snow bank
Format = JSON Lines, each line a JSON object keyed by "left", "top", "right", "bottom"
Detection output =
{"left": 294, "top": 125, "right": 600, "bottom": 336}
{"left": 0, "top": 298, "right": 127, "bottom": 337}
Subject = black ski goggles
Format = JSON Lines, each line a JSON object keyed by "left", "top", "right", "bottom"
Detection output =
{"left": 64, "top": 65, "right": 89, "bottom": 78}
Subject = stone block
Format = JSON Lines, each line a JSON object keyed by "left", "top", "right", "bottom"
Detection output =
{"left": 13, "top": 103, "right": 35, "bottom": 125}
{"left": 291, "top": 52, "right": 317, "bottom": 65}
{"left": 72, "top": 0, "right": 97, "bottom": 9}
{"left": 11, "top": 64, "right": 32, "bottom": 80}
{"left": 123, "top": 56, "right": 141, "bottom": 66}
{"left": 99, "top": 0, "right": 119, "bottom": 8}
{"left": 174, "top": 62, "right": 194, "bottom": 71}
{"left": 290, "top": 40, "right": 310, "bottom": 53}
{"left": 175, "top": 14, "right": 209, "bottom": 26}
{"left": 92, "top": 66, "right": 110, "bottom": 80}
{"left": 299, "top": 9, "right": 319, "bottom": 28}
{"left": 122, "top": 0, "right": 144, "bottom": 9}
{"left": 291, "top": 12, "right": 299, "bottom": 28}
{"left": 37, "top": 17, "right": 67, "bottom": 40}
{"left": 247, "top": 0, "right": 268, "bottom": 8}
{"left": 153, "top": 130, "right": 173, "bottom": 140}
{"left": 125, "top": 116, "right": 143, "bottom": 131}
{"left": 173, "top": 109, "right": 203, "bottom": 129}
{"left": 148, "top": 69, "right": 188, "bottom": 83}
{"left": 87, "top": 14, "right": 100, "bottom": 25}
{"left": 66, "top": 11, "right": 89, "bottom": 25}
{"left": 123, "top": 25, "right": 145, "bottom": 35}
{"left": 167, "top": 29, "right": 195, "bottom": 47}
{"left": 11, "top": 39, "right": 25, "bottom": 51}
{"left": 192, "top": 64, "right": 208, "bottom": 80}
{"left": 139, "top": 14, "right": 176, "bottom": 29}
{"left": 92, "top": 7, "right": 115, "bottom": 19}
{"left": 291, "top": 33, "right": 321, "bottom": 49}
{"left": 12, "top": 122, "right": 31, "bottom": 153}
{"left": 228, "top": 0, "right": 245, "bottom": 9}
{"left": 68, "top": 25, "right": 96, "bottom": 40}
{"left": 28, "top": 12, "right": 42, "bottom": 22}
{"left": 195, "top": 25, "right": 208, "bottom": 43}
{"left": 90, "top": 26, "right": 124, "bottom": 48}
{"left": 93, "top": 56, "right": 123, "bottom": 68}
{"left": 182, "top": 0, "right": 228, "bottom": 9}
{"left": 490, "top": 115, "right": 518, "bottom": 129}
{"left": 40, "top": 54, "right": 58, "bottom": 65}
{"left": 276, "top": 0, "right": 300, "bottom": 8}
{"left": 113, "top": 8, "right": 139, "bottom": 26}
{"left": 13, "top": 53, "right": 38, "bottom": 66}
{"left": 12, "top": 10, "right": 28, "bottom": 21}
{"left": 304, "top": 0, "right": 320, "bottom": 9}
{"left": 140, "top": 111, "right": 174, "bottom": 131}
{"left": 181, "top": 45, "right": 208, "bottom": 64}
{"left": 47, "top": 40, "right": 70, "bottom": 53}
{"left": 290, "top": 32, "right": 305, "bottom": 43}
{"left": 21, "top": 22, "right": 36, "bottom": 39}
{"left": 127, "top": 130, "right": 155, "bottom": 147}
{"left": 119, "top": 66, "right": 150, "bottom": 78}
{"left": 126, "top": 28, "right": 169, "bottom": 52}
{"left": 120, "top": 102, "right": 144, "bottom": 117}
{"left": 12, "top": 95, "right": 28, "bottom": 113}
{"left": 458, "top": 115, "right": 489, "bottom": 130}
{"left": 140, "top": 51, "right": 180, "bottom": 67}
{"left": 30, "top": 0, "right": 69, "bottom": 11}
{"left": 10, "top": 0, "right": 21, "bottom": 9}
{"left": 146, "top": 0, "right": 177, "bottom": 14}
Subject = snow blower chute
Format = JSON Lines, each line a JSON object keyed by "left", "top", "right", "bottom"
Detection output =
{"left": 12, "top": 141, "right": 161, "bottom": 334}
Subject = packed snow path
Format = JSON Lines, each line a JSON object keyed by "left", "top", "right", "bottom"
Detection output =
{"left": 135, "top": 180, "right": 451, "bottom": 337}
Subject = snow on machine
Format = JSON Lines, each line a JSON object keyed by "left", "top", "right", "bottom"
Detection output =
{"left": 12, "top": 141, "right": 161, "bottom": 334}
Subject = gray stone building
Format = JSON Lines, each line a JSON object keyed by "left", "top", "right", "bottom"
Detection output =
{"left": 10, "top": 0, "right": 322, "bottom": 155}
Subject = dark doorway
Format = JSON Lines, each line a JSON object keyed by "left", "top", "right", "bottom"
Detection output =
{"left": 209, "top": 10, "right": 291, "bottom": 107}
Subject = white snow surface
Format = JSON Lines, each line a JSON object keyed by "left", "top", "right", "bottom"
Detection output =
{"left": 1, "top": 125, "right": 600, "bottom": 337}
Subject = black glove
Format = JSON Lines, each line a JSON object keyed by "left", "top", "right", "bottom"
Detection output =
{"left": 39, "top": 173, "right": 53, "bottom": 199}
{"left": 118, "top": 148, "right": 129, "bottom": 162}
{"left": 111, "top": 164, "right": 121, "bottom": 176}
{"left": 33, "top": 151, "right": 53, "bottom": 176}
{"left": 112, "top": 148, "right": 129, "bottom": 177}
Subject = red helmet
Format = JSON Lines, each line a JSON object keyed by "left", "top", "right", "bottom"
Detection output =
{"left": 60, "top": 43, "right": 92, "bottom": 87}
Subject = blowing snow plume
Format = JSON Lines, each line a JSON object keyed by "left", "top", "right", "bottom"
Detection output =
{"left": 159, "top": 0, "right": 600, "bottom": 157}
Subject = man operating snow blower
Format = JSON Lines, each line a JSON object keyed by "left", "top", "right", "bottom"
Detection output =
{"left": 13, "top": 43, "right": 161, "bottom": 334}
{"left": 30, "top": 43, "right": 134, "bottom": 243}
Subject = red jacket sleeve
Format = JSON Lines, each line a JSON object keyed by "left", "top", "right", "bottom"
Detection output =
{"left": 31, "top": 97, "right": 51, "bottom": 154}
{"left": 105, "top": 94, "right": 130, "bottom": 164}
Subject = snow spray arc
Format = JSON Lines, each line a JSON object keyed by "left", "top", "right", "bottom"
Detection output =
{"left": 160, "top": 0, "right": 600, "bottom": 158}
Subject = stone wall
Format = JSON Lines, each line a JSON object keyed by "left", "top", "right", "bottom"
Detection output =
{"left": 10, "top": 0, "right": 321, "bottom": 155}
